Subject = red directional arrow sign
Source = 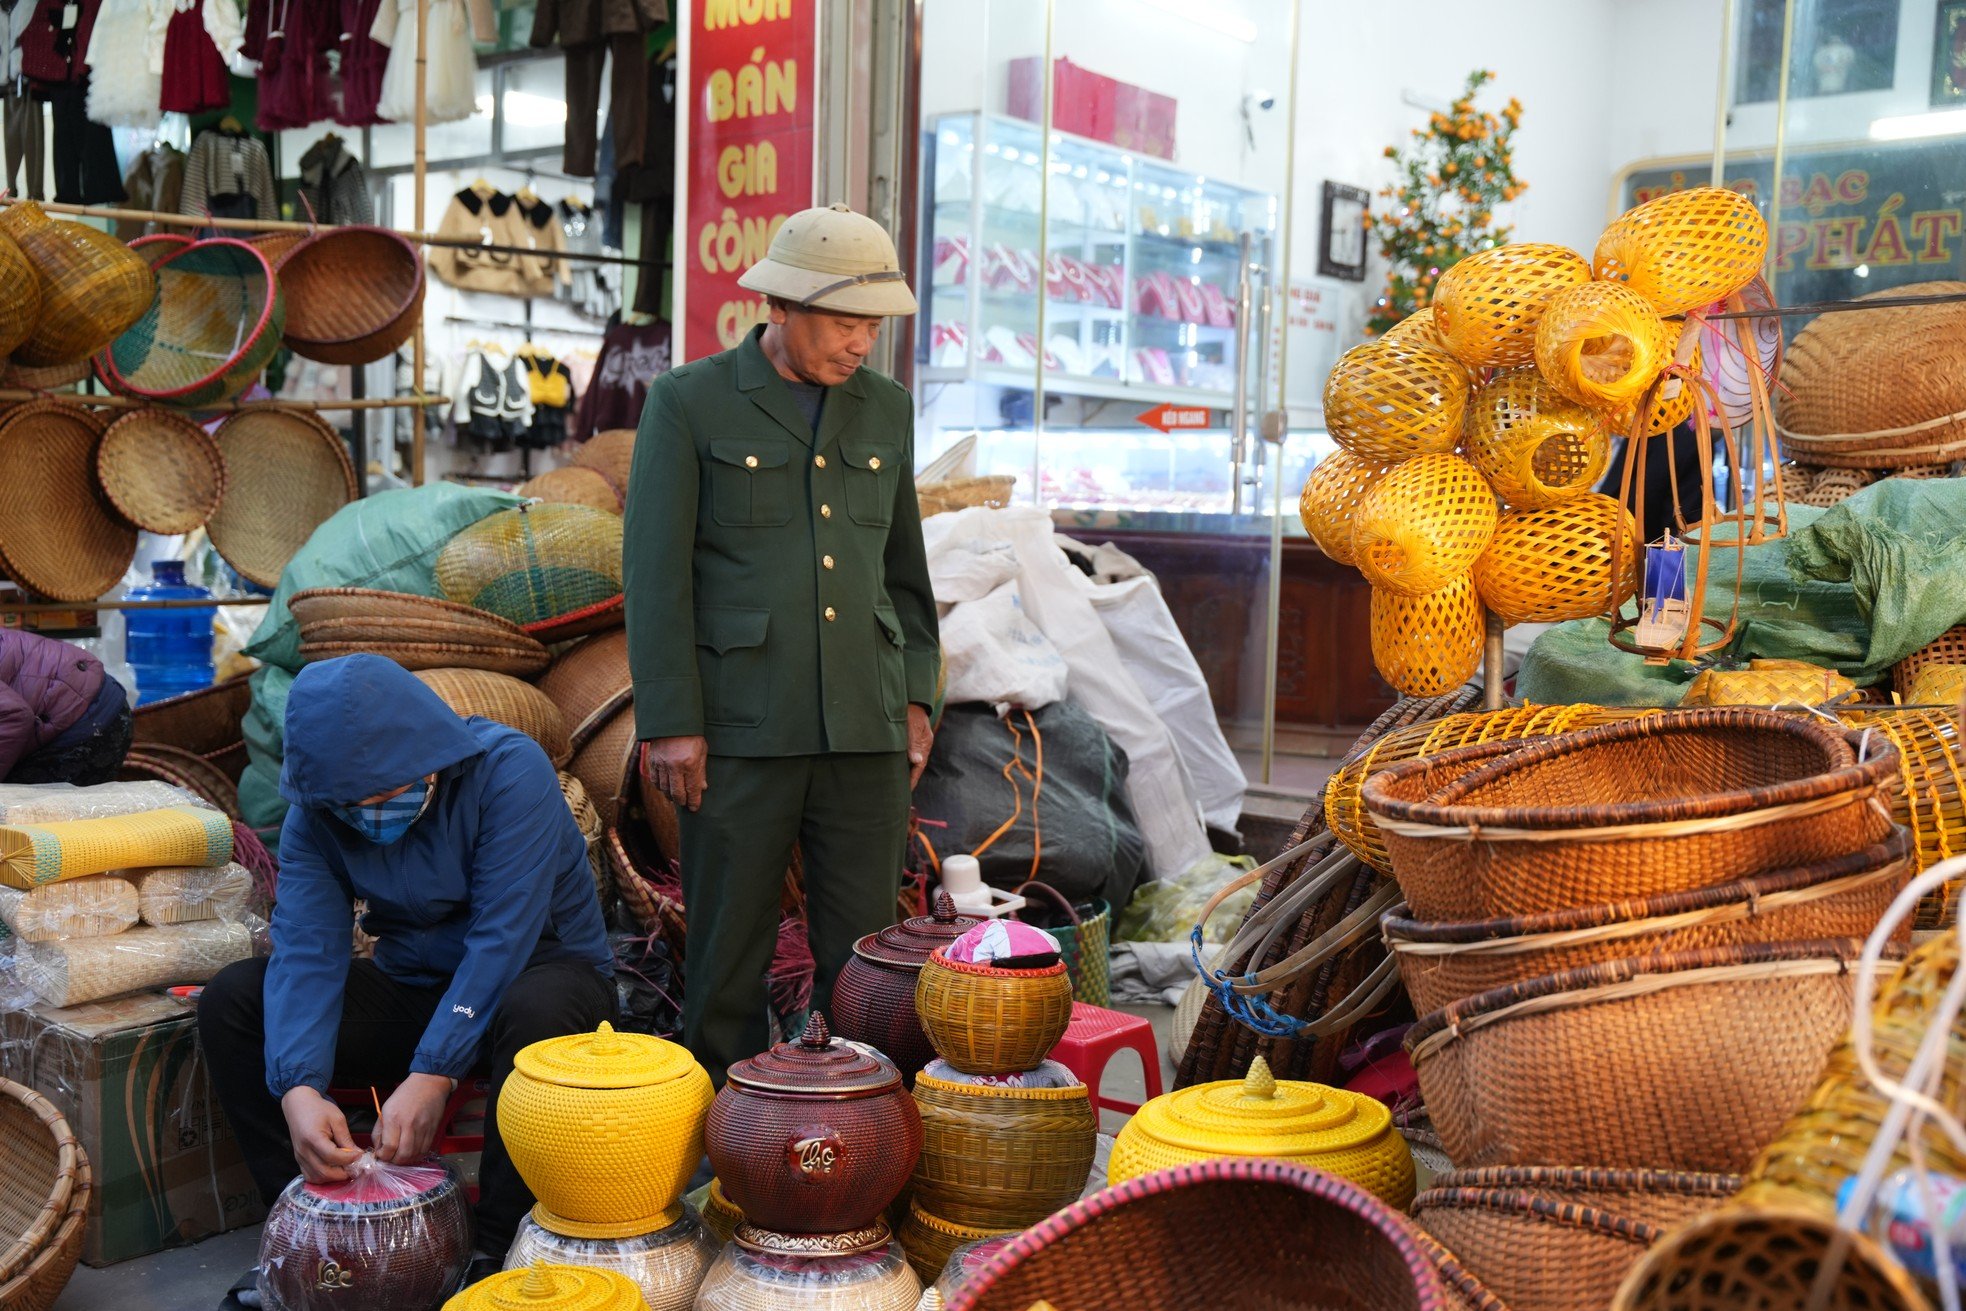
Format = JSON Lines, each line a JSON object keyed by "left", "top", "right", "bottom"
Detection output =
{"left": 1136, "top": 402, "right": 1218, "bottom": 432}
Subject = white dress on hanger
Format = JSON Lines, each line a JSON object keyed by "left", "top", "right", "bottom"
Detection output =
{"left": 372, "top": 0, "right": 479, "bottom": 125}
{"left": 87, "top": 0, "right": 164, "bottom": 128}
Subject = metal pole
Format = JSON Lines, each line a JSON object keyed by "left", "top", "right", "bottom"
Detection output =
{"left": 1765, "top": 0, "right": 1796, "bottom": 302}
{"left": 410, "top": 0, "right": 431, "bottom": 487}
{"left": 1230, "top": 231, "right": 1253, "bottom": 516}
{"left": 1711, "top": 0, "right": 1735, "bottom": 187}
{"left": 1, "top": 598, "right": 274, "bottom": 614}
{"left": 1483, "top": 610, "right": 1506, "bottom": 711}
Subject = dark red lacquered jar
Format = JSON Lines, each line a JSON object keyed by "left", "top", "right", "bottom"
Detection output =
{"left": 705, "top": 1012, "right": 923, "bottom": 1236}
{"left": 255, "top": 1159, "right": 470, "bottom": 1311}
{"left": 832, "top": 894, "right": 978, "bottom": 1082}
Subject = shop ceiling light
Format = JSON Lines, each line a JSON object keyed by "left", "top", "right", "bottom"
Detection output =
{"left": 1133, "top": 0, "right": 1258, "bottom": 43}
{"left": 1869, "top": 108, "right": 1966, "bottom": 140}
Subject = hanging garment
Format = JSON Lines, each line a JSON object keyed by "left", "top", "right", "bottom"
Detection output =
{"left": 2, "top": 0, "right": 45, "bottom": 200}
{"left": 453, "top": 348, "right": 534, "bottom": 449}
{"left": 529, "top": 0, "right": 665, "bottom": 178}
{"left": 116, "top": 143, "right": 186, "bottom": 240}
{"left": 557, "top": 199, "right": 618, "bottom": 320}
{"left": 17, "top": 0, "right": 100, "bottom": 88}
{"left": 570, "top": 318, "right": 669, "bottom": 440}
{"left": 46, "top": 80, "right": 125, "bottom": 203}
{"left": 156, "top": 0, "right": 242, "bottom": 116}
{"left": 84, "top": 0, "right": 162, "bottom": 127}
{"left": 296, "top": 133, "right": 371, "bottom": 225}
{"left": 427, "top": 184, "right": 555, "bottom": 297}
{"left": 181, "top": 126, "right": 277, "bottom": 220}
{"left": 371, "top": 0, "right": 476, "bottom": 125}
{"left": 250, "top": 0, "right": 335, "bottom": 130}
{"left": 514, "top": 190, "right": 567, "bottom": 294}
{"left": 335, "top": 0, "right": 389, "bottom": 127}
{"left": 519, "top": 347, "right": 575, "bottom": 450}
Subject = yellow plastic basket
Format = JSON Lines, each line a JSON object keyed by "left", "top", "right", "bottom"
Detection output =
{"left": 1432, "top": 243, "right": 1593, "bottom": 370}
{"left": 1462, "top": 370, "right": 1611, "bottom": 510}
{"left": 0, "top": 807, "right": 235, "bottom": 890}
{"left": 1369, "top": 572, "right": 1485, "bottom": 698}
{"left": 1352, "top": 454, "right": 1498, "bottom": 597}
{"left": 1533, "top": 281, "right": 1673, "bottom": 411}
{"left": 1593, "top": 186, "right": 1770, "bottom": 317}
{"left": 1297, "top": 451, "right": 1397, "bottom": 566}
{"left": 1323, "top": 340, "right": 1471, "bottom": 463}
{"left": 1472, "top": 493, "right": 1639, "bottom": 626}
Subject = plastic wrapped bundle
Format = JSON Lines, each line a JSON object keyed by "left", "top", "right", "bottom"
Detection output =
{"left": 0, "top": 780, "right": 212, "bottom": 824}
{"left": 0, "top": 806, "right": 235, "bottom": 889}
{"left": 0, "top": 874, "right": 138, "bottom": 941}
{"left": 129, "top": 862, "right": 254, "bottom": 926}
{"left": 17, "top": 920, "right": 254, "bottom": 1006}
{"left": 503, "top": 1206, "right": 718, "bottom": 1311}
{"left": 694, "top": 1239, "right": 922, "bottom": 1311}
{"left": 259, "top": 1158, "right": 471, "bottom": 1311}
{"left": 931, "top": 1236, "right": 1018, "bottom": 1304}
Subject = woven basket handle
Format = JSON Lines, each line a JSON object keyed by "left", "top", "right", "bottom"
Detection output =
{"left": 1012, "top": 880, "right": 1080, "bottom": 927}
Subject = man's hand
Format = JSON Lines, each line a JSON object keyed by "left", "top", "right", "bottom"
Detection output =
{"left": 907, "top": 705, "right": 935, "bottom": 789}
{"left": 373, "top": 1073, "right": 453, "bottom": 1165}
{"left": 642, "top": 736, "right": 709, "bottom": 811}
{"left": 280, "top": 1088, "right": 363, "bottom": 1184}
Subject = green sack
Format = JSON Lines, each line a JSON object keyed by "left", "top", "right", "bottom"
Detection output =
{"left": 1016, "top": 880, "right": 1111, "bottom": 1007}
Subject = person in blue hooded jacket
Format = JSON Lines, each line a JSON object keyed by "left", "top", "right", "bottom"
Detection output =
{"left": 198, "top": 655, "right": 614, "bottom": 1306}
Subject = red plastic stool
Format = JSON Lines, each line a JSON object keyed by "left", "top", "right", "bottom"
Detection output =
{"left": 328, "top": 1077, "right": 490, "bottom": 1199}
{"left": 1048, "top": 1002, "right": 1163, "bottom": 1117}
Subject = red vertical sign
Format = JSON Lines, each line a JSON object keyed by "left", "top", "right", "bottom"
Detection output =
{"left": 680, "top": 0, "right": 819, "bottom": 362}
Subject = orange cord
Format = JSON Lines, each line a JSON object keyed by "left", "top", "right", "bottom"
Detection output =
{"left": 971, "top": 716, "right": 1026, "bottom": 859}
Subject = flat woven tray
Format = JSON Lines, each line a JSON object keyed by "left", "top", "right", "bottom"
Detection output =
{"left": 96, "top": 408, "right": 227, "bottom": 534}
{"left": 207, "top": 410, "right": 359, "bottom": 588}
{"left": 0, "top": 400, "right": 134, "bottom": 602}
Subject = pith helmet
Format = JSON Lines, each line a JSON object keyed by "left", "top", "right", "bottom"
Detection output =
{"left": 738, "top": 203, "right": 918, "bottom": 316}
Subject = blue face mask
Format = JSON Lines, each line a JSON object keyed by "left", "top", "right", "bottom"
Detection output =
{"left": 334, "top": 779, "right": 434, "bottom": 844}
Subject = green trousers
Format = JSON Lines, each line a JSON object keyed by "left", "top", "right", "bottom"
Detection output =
{"left": 677, "top": 751, "right": 910, "bottom": 1084}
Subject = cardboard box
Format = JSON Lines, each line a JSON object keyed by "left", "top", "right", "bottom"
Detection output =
{"left": 0, "top": 992, "right": 266, "bottom": 1266}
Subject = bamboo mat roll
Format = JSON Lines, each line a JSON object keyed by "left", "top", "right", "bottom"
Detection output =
{"left": 0, "top": 874, "right": 138, "bottom": 941}
{"left": 127, "top": 862, "right": 253, "bottom": 926}
{"left": 0, "top": 807, "right": 235, "bottom": 889}
{"left": 17, "top": 921, "right": 253, "bottom": 1007}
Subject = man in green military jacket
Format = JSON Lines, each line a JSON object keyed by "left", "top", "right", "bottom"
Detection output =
{"left": 621, "top": 204, "right": 940, "bottom": 1081}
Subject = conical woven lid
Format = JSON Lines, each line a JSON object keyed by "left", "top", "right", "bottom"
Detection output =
{"left": 512, "top": 1022, "right": 705, "bottom": 1091}
{"left": 853, "top": 893, "right": 979, "bottom": 969}
{"left": 1128, "top": 1057, "right": 1391, "bottom": 1155}
{"left": 724, "top": 1013, "right": 902, "bottom": 1096}
{"left": 444, "top": 1259, "right": 644, "bottom": 1311}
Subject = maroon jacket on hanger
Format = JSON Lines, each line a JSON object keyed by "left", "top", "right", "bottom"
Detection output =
{"left": 17, "top": 0, "right": 101, "bottom": 88}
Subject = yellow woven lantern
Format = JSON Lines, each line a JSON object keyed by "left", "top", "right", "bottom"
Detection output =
{"left": 1462, "top": 370, "right": 1611, "bottom": 510}
{"left": 1471, "top": 494, "right": 1639, "bottom": 626}
{"left": 1593, "top": 186, "right": 1770, "bottom": 317}
{"left": 1534, "top": 281, "right": 1674, "bottom": 411}
{"left": 1379, "top": 305, "right": 1447, "bottom": 352}
{"left": 1323, "top": 340, "right": 1471, "bottom": 463}
{"left": 1297, "top": 451, "right": 1397, "bottom": 565}
{"left": 1370, "top": 572, "right": 1485, "bottom": 697}
{"left": 1432, "top": 242, "right": 1593, "bottom": 369}
{"left": 1608, "top": 325, "right": 1704, "bottom": 439}
{"left": 1352, "top": 454, "right": 1498, "bottom": 597}
{"left": 1107, "top": 1057, "right": 1416, "bottom": 1207}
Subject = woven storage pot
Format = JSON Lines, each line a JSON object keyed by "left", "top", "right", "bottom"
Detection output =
{"left": 95, "top": 408, "right": 227, "bottom": 534}
{"left": 1353, "top": 455, "right": 1498, "bottom": 597}
{"left": 696, "top": 1238, "right": 923, "bottom": 1311}
{"left": 1298, "top": 450, "right": 1397, "bottom": 566}
{"left": 1406, "top": 938, "right": 1877, "bottom": 1173}
{"left": 435, "top": 503, "right": 625, "bottom": 631}
{"left": 1370, "top": 572, "right": 1486, "bottom": 697}
{"left": 1462, "top": 370, "right": 1610, "bottom": 511}
{"left": 1893, "top": 624, "right": 1966, "bottom": 696}
{"left": 261, "top": 1164, "right": 471, "bottom": 1311}
{"left": 702, "top": 1179, "right": 744, "bottom": 1245}
{"left": 915, "top": 949, "right": 1074, "bottom": 1075}
{"left": 0, "top": 1078, "right": 90, "bottom": 1311}
{"left": 1432, "top": 243, "right": 1593, "bottom": 370}
{"left": 1380, "top": 305, "right": 1448, "bottom": 352}
{"left": 0, "top": 400, "right": 133, "bottom": 602}
{"left": 519, "top": 465, "right": 622, "bottom": 514}
{"left": 0, "top": 874, "right": 139, "bottom": 941}
{"left": 909, "top": 1067, "right": 1096, "bottom": 1229}
{"left": 0, "top": 201, "right": 155, "bottom": 367}
{"left": 944, "top": 1159, "right": 1450, "bottom": 1311}
{"left": 413, "top": 669, "right": 572, "bottom": 767}
{"left": 95, "top": 238, "right": 283, "bottom": 407}
{"left": 538, "top": 629, "right": 635, "bottom": 826}
{"left": 1905, "top": 662, "right": 1966, "bottom": 707}
{"left": 1776, "top": 281, "right": 1966, "bottom": 469}
{"left": 832, "top": 894, "right": 981, "bottom": 1082}
{"left": 1472, "top": 493, "right": 1638, "bottom": 625}
{"left": 572, "top": 428, "right": 636, "bottom": 496}
{"left": 1362, "top": 710, "right": 1898, "bottom": 921}
{"left": 900, "top": 1201, "right": 1015, "bottom": 1286}
{"left": 1416, "top": 1170, "right": 1741, "bottom": 1311}
{"left": 1679, "top": 658, "right": 1855, "bottom": 707}
{"left": 278, "top": 226, "right": 425, "bottom": 365}
{"left": 1593, "top": 186, "right": 1770, "bottom": 317}
{"left": 208, "top": 409, "right": 359, "bottom": 588}
{"left": 1385, "top": 832, "right": 1914, "bottom": 1016}
{"left": 1533, "top": 282, "right": 1673, "bottom": 411}
{"left": 1324, "top": 340, "right": 1472, "bottom": 463}
{"left": 18, "top": 920, "right": 253, "bottom": 1007}
{"left": 0, "top": 225, "right": 41, "bottom": 358}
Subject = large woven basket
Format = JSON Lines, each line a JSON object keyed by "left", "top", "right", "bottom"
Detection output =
{"left": 133, "top": 672, "right": 252, "bottom": 766}
{"left": 1325, "top": 340, "right": 1471, "bottom": 463}
{"left": 1416, "top": 1169, "right": 1740, "bottom": 1311}
{"left": 0, "top": 225, "right": 41, "bottom": 358}
{"left": 1592, "top": 186, "right": 1770, "bottom": 317}
{"left": 1362, "top": 710, "right": 1899, "bottom": 920}
{"left": 94, "top": 238, "right": 283, "bottom": 408}
{"left": 289, "top": 587, "right": 549, "bottom": 669}
{"left": 96, "top": 407, "right": 227, "bottom": 534}
{"left": 413, "top": 669, "right": 572, "bottom": 767}
{"left": 910, "top": 1068, "right": 1097, "bottom": 1230}
{"left": 435, "top": 503, "right": 625, "bottom": 631}
{"left": 119, "top": 744, "right": 243, "bottom": 819}
{"left": 278, "top": 226, "right": 425, "bottom": 365}
{"left": 1461, "top": 369, "right": 1610, "bottom": 511}
{"left": 0, "top": 399, "right": 134, "bottom": 602}
{"left": 1384, "top": 831, "right": 1913, "bottom": 1016}
{"left": 604, "top": 822, "right": 686, "bottom": 968}
{"left": 915, "top": 950, "right": 1074, "bottom": 1076}
{"left": 538, "top": 629, "right": 636, "bottom": 826}
{"left": 1407, "top": 938, "right": 1878, "bottom": 1173}
{"left": 944, "top": 1159, "right": 1451, "bottom": 1311}
{"left": 1776, "top": 281, "right": 1966, "bottom": 469}
{"left": 299, "top": 635, "right": 552, "bottom": 679}
{"left": 1432, "top": 243, "right": 1592, "bottom": 371}
{"left": 0, "top": 1078, "right": 90, "bottom": 1311}
{"left": 208, "top": 409, "right": 359, "bottom": 588}
{"left": 0, "top": 201, "right": 156, "bottom": 366}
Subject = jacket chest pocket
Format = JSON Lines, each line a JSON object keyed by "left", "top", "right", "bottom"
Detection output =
{"left": 709, "top": 438, "right": 792, "bottom": 527}
{"left": 695, "top": 606, "right": 771, "bottom": 727}
{"left": 841, "top": 443, "right": 899, "bottom": 527}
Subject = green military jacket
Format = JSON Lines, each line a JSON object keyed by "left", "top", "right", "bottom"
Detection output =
{"left": 621, "top": 326, "right": 941, "bottom": 757}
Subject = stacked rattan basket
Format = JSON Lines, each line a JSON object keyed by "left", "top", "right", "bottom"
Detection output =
{"left": 1354, "top": 707, "right": 1910, "bottom": 1311}
{"left": 1305, "top": 187, "right": 1773, "bottom": 694}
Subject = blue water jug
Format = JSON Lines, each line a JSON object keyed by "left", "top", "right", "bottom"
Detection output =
{"left": 125, "top": 561, "right": 216, "bottom": 705}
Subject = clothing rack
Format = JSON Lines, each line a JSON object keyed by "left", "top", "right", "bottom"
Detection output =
{"left": 443, "top": 314, "right": 606, "bottom": 340}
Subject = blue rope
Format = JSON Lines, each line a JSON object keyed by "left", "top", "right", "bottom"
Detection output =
{"left": 1189, "top": 925, "right": 1321, "bottom": 1038}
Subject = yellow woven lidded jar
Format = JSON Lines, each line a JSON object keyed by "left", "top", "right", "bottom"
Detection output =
{"left": 444, "top": 1259, "right": 645, "bottom": 1311}
{"left": 499, "top": 1022, "right": 714, "bottom": 1237}
{"left": 1108, "top": 1057, "right": 1415, "bottom": 1207}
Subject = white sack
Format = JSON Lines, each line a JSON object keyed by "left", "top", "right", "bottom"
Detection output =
{"left": 939, "top": 581, "right": 1071, "bottom": 710}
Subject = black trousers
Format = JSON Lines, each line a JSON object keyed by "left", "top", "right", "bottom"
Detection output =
{"left": 198, "top": 956, "right": 615, "bottom": 1257}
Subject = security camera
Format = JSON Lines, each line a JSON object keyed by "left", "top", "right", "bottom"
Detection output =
{"left": 1245, "top": 90, "right": 1277, "bottom": 113}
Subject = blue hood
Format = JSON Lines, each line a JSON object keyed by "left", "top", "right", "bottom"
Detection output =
{"left": 279, "top": 655, "right": 485, "bottom": 808}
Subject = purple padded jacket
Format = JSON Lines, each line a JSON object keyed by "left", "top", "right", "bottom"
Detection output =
{"left": 0, "top": 630, "right": 106, "bottom": 780}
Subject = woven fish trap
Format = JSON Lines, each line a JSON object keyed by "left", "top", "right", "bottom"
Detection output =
{"left": 1533, "top": 282, "right": 1673, "bottom": 411}
{"left": 572, "top": 429, "right": 637, "bottom": 496}
{"left": 1362, "top": 710, "right": 1899, "bottom": 921}
{"left": 909, "top": 1070, "right": 1097, "bottom": 1230}
{"left": 435, "top": 503, "right": 625, "bottom": 630}
{"left": 1462, "top": 369, "right": 1611, "bottom": 510}
{"left": 1776, "top": 281, "right": 1966, "bottom": 469}
{"left": 95, "top": 408, "right": 227, "bottom": 535}
{"left": 1906, "top": 663, "right": 1966, "bottom": 708}
{"left": 1408, "top": 938, "right": 1877, "bottom": 1174}
{"left": 1298, "top": 451, "right": 1397, "bottom": 565}
{"left": 413, "top": 669, "right": 572, "bottom": 767}
{"left": 1593, "top": 186, "right": 1771, "bottom": 317}
{"left": 0, "top": 1077, "right": 90, "bottom": 1311}
{"left": 0, "top": 201, "right": 155, "bottom": 367}
{"left": 1837, "top": 707, "right": 1966, "bottom": 928}
{"left": 1379, "top": 305, "right": 1448, "bottom": 352}
{"left": 1432, "top": 242, "right": 1593, "bottom": 369}
{"left": 207, "top": 410, "right": 358, "bottom": 589}
{"left": 1370, "top": 573, "right": 1485, "bottom": 698}
{"left": 1384, "top": 832, "right": 1913, "bottom": 1016}
{"left": 1679, "top": 658, "right": 1855, "bottom": 707}
{"left": 1613, "top": 933, "right": 1962, "bottom": 1311}
{"left": 1471, "top": 493, "right": 1638, "bottom": 625}
{"left": 0, "top": 225, "right": 41, "bottom": 358}
{"left": 519, "top": 466, "right": 622, "bottom": 514}
{"left": 1353, "top": 455, "right": 1497, "bottom": 597}
{"left": 277, "top": 226, "right": 425, "bottom": 365}
{"left": 1894, "top": 625, "right": 1966, "bottom": 695}
{"left": 1324, "top": 340, "right": 1472, "bottom": 463}
{"left": 0, "top": 399, "right": 134, "bottom": 603}
{"left": 1610, "top": 336, "right": 1704, "bottom": 439}
{"left": 94, "top": 239, "right": 283, "bottom": 408}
